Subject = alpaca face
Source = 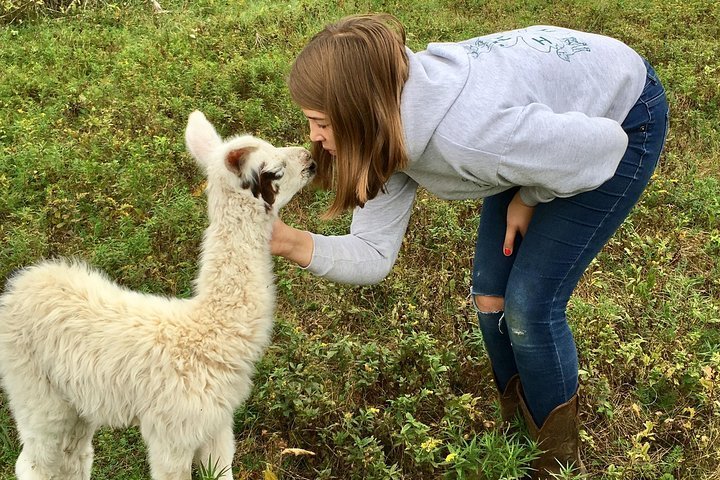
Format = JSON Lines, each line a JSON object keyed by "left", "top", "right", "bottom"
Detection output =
{"left": 263, "top": 145, "right": 317, "bottom": 210}
{"left": 185, "top": 110, "right": 315, "bottom": 213}
{"left": 225, "top": 139, "right": 316, "bottom": 212}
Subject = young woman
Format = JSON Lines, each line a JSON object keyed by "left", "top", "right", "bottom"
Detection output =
{"left": 271, "top": 14, "right": 669, "bottom": 478}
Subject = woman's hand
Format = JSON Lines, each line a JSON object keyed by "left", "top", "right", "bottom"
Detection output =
{"left": 503, "top": 191, "right": 535, "bottom": 256}
{"left": 270, "top": 218, "right": 314, "bottom": 267}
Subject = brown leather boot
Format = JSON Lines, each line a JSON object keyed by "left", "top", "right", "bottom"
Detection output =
{"left": 518, "top": 385, "right": 586, "bottom": 479}
{"left": 497, "top": 373, "right": 522, "bottom": 427}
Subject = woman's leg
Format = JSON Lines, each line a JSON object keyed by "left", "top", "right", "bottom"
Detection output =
{"left": 506, "top": 62, "right": 669, "bottom": 426}
{"left": 472, "top": 187, "right": 522, "bottom": 393}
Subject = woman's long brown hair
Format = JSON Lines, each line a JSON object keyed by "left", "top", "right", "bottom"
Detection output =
{"left": 288, "top": 14, "right": 409, "bottom": 217}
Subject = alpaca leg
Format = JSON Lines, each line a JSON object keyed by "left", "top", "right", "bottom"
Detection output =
{"left": 61, "top": 416, "right": 95, "bottom": 480}
{"left": 11, "top": 392, "right": 93, "bottom": 480}
{"left": 194, "top": 425, "right": 235, "bottom": 480}
{"left": 144, "top": 433, "right": 193, "bottom": 480}
{"left": 15, "top": 448, "right": 46, "bottom": 480}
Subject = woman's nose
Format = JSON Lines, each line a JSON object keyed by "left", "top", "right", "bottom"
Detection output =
{"left": 309, "top": 125, "right": 324, "bottom": 142}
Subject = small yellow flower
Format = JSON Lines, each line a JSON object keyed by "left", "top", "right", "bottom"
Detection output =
{"left": 263, "top": 468, "right": 278, "bottom": 480}
{"left": 445, "top": 452, "right": 457, "bottom": 463}
{"left": 420, "top": 438, "right": 440, "bottom": 452}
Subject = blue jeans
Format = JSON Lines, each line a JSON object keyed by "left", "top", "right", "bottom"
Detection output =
{"left": 471, "top": 59, "right": 669, "bottom": 426}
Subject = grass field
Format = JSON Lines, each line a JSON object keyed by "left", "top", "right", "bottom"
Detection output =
{"left": 1, "top": 0, "right": 719, "bottom": 478}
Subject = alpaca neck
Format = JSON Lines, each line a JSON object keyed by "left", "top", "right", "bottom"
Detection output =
{"left": 193, "top": 188, "right": 276, "bottom": 308}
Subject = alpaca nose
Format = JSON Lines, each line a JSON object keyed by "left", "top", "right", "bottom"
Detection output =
{"left": 300, "top": 150, "right": 315, "bottom": 171}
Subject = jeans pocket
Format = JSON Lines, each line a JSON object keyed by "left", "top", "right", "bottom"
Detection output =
{"left": 641, "top": 58, "right": 666, "bottom": 106}
{"left": 642, "top": 86, "right": 667, "bottom": 108}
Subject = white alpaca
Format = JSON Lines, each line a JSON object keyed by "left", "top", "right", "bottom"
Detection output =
{"left": 0, "top": 111, "right": 315, "bottom": 480}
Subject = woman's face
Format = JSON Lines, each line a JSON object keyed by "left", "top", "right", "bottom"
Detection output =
{"left": 302, "top": 109, "right": 336, "bottom": 156}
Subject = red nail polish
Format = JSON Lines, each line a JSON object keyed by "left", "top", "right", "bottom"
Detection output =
{"left": 504, "top": 248, "right": 512, "bottom": 256}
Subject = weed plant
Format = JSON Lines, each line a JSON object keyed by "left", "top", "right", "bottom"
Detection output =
{"left": 1, "top": 0, "right": 719, "bottom": 479}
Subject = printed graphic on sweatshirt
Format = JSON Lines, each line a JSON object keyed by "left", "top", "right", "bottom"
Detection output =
{"left": 463, "top": 27, "right": 591, "bottom": 62}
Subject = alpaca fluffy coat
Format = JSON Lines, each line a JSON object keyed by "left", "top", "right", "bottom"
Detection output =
{"left": 0, "top": 111, "right": 315, "bottom": 480}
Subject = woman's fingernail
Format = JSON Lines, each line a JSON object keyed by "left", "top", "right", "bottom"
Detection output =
{"left": 504, "top": 248, "right": 512, "bottom": 256}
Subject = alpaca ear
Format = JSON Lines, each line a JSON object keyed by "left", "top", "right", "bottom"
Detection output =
{"left": 230, "top": 148, "right": 262, "bottom": 198}
{"left": 225, "top": 147, "right": 254, "bottom": 176}
{"left": 185, "top": 110, "right": 222, "bottom": 168}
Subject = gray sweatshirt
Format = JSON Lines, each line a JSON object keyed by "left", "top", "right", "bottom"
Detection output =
{"left": 305, "top": 25, "right": 647, "bottom": 285}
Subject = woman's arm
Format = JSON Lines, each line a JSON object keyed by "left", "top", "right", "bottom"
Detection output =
{"left": 272, "top": 172, "right": 419, "bottom": 285}
{"left": 499, "top": 104, "right": 628, "bottom": 206}
{"left": 503, "top": 190, "right": 535, "bottom": 256}
{"left": 271, "top": 219, "right": 314, "bottom": 268}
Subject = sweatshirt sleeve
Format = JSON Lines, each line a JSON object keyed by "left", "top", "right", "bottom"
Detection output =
{"left": 499, "top": 103, "right": 629, "bottom": 206}
{"left": 305, "top": 172, "right": 418, "bottom": 285}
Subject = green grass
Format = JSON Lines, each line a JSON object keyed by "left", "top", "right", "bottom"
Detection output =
{"left": 1, "top": 0, "right": 719, "bottom": 478}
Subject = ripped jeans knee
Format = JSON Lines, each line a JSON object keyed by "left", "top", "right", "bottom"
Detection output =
{"left": 472, "top": 294, "right": 505, "bottom": 314}
{"left": 472, "top": 294, "right": 519, "bottom": 386}
{"left": 473, "top": 294, "right": 506, "bottom": 333}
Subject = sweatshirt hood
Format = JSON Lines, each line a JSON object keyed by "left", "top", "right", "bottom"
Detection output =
{"left": 400, "top": 44, "right": 470, "bottom": 162}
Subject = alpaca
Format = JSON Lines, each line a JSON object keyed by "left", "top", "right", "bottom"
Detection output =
{"left": 0, "top": 110, "right": 315, "bottom": 480}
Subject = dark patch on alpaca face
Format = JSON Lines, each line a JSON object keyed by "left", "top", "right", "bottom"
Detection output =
{"left": 257, "top": 167, "right": 282, "bottom": 213}
{"left": 235, "top": 160, "right": 281, "bottom": 213}
{"left": 241, "top": 171, "right": 261, "bottom": 197}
